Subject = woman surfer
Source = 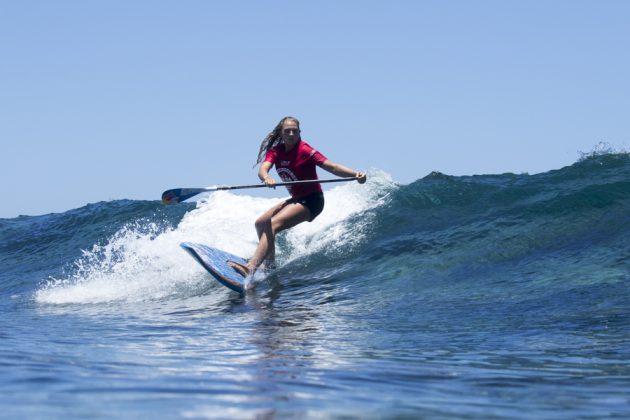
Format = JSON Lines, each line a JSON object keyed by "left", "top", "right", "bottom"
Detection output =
{"left": 228, "top": 116, "right": 366, "bottom": 278}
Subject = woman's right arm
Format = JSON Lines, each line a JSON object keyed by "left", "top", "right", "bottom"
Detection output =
{"left": 258, "top": 161, "right": 276, "bottom": 187}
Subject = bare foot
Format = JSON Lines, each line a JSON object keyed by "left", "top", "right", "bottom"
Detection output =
{"left": 227, "top": 260, "right": 250, "bottom": 277}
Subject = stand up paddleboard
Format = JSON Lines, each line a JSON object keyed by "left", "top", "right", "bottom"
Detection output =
{"left": 180, "top": 242, "right": 247, "bottom": 294}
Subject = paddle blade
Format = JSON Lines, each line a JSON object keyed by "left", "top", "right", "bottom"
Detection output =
{"left": 161, "top": 188, "right": 207, "bottom": 204}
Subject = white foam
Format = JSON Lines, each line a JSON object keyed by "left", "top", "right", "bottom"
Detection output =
{"left": 284, "top": 169, "right": 394, "bottom": 262}
{"left": 35, "top": 170, "right": 395, "bottom": 305}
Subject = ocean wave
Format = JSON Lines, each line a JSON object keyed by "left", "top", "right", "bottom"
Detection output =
{"left": 0, "top": 154, "right": 627, "bottom": 306}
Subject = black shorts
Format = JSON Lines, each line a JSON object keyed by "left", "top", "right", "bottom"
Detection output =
{"left": 286, "top": 192, "right": 325, "bottom": 222}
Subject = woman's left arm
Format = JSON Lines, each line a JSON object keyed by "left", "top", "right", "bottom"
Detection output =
{"left": 321, "top": 160, "right": 367, "bottom": 184}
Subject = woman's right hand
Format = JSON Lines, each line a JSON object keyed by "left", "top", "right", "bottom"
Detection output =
{"left": 264, "top": 176, "right": 276, "bottom": 189}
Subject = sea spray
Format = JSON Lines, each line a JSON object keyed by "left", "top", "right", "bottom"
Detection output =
{"left": 35, "top": 171, "right": 395, "bottom": 304}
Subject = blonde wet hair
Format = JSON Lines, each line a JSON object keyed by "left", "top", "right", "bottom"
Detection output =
{"left": 255, "top": 116, "right": 300, "bottom": 166}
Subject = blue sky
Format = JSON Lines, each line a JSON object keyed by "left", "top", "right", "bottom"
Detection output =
{"left": 1, "top": 1, "right": 629, "bottom": 217}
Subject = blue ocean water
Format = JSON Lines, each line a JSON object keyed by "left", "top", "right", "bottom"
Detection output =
{"left": 1, "top": 152, "right": 629, "bottom": 418}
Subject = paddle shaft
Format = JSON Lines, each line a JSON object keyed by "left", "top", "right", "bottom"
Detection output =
{"left": 209, "top": 177, "right": 358, "bottom": 191}
{"left": 162, "top": 177, "right": 359, "bottom": 204}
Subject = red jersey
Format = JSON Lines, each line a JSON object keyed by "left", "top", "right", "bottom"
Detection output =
{"left": 263, "top": 140, "right": 328, "bottom": 198}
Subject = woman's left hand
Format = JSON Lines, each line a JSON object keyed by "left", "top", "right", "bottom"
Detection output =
{"left": 356, "top": 172, "right": 367, "bottom": 184}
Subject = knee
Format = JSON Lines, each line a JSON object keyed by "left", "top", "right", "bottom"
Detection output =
{"left": 255, "top": 216, "right": 271, "bottom": 231}
{"left": 257, "top": 217, "right": 280, "bottom": 235}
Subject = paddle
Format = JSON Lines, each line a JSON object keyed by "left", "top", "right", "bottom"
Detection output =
{"left": 161, "top": 177, "right": 359, "bottom": 204}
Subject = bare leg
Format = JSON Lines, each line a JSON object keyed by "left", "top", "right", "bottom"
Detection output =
{"left": 254, "top": 200, "right": 288, "bottom": 265}
{"left": 229, "top": 201, "right": 311, "bottom": 276}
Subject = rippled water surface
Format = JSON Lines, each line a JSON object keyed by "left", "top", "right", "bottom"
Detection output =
{"left": 2, "top": 157, "right": 630, "bottom": 417}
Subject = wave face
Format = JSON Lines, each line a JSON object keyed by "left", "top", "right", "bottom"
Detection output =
{"left": 1, "top": 155, "right": 629, "bottom": 418}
